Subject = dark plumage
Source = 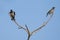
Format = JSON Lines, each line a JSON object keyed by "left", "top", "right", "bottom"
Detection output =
{"left": 46, "top": 7, "right": 55, "bottom": 17}
{"left": 9, "top": 9, "right": 15, "bottom": 21}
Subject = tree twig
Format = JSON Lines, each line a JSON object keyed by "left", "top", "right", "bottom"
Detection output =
{"left": 13, "top": 20, "right": 31, "bottom": 40}
{"left": 30, "top": 14, "right": 53, "bottom": 36}
{"left": 13, "top": 20, "right": 27, "bottom": 32}
{"left": 25, "top": 25, "right": 31, "bottom": 40}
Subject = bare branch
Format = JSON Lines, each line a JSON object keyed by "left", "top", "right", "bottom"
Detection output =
{"left": 13, "top": 20, "right": 31, "bottom": 40}
{"left": 11, "top": 13, "right": 54, "bottom": 40}
{"left": 13, "top": 20, "right": 27, "bottom": 32}
{"left": 9, "top": 7, "right": 55, "bottom": 40}
{"left": 25, "top": 25, "right": 31, "bottom": 40}
{"left": 30, "top": 14, "right": 53, "bottom": 36}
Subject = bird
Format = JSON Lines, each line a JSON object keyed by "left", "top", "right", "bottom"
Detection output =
{"left": 46, "top": 7, "right": 55, "bottom": 17}
{"left": 9, "top": 9, "right": 15, "bottom": 21}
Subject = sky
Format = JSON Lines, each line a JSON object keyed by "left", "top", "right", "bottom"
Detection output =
{"left": 0, "top": 0, "right": 60, "bottom": 40}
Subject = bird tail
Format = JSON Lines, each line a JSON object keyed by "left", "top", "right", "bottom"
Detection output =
{"left": 46, "top": 13, "right": 49, "bottom": 17}
{"left": 11, "top": 18, "right": 15, "bottom": 21}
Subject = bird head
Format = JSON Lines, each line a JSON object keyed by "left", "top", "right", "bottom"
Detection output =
{"left": 10, "top": 9, "right": 13, "bottom": 13}
{"left": 52, "top": 7, "right": 55, "bottom": 9}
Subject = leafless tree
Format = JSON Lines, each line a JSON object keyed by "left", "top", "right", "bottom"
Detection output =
{"left": 9, "top": 7, "right": 55, "bottom": 40}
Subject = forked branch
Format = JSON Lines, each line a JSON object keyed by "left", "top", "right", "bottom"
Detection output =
{"left": 12, "top": 14, "right": 53, "bottom": 40}
{"left": 9, "top": 7, "right": 55, "bottom": 40}
{"left": 13, "top": 20, "right": 27, "bottom": 32}
{"left": 13, "top": 20, "right": 31, "bottom": 40}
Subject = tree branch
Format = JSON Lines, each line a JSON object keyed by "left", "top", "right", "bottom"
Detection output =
{"left": 13, "top": 20, "right": 27, "bottom": 32}
{"left": 13, "top": 20, "right": 31, "bottom": 40}
{"left": 30, "top": 14, "right": 53, "bottom": 36}
{"left": 25, "top": 25, "right": 31, "bottom": 40}
{"left": 11, "top": 13, "right": 53, "bottom": 40}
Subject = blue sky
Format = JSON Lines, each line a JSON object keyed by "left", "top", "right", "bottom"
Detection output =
{"left": 0, "top": 0, "right": 60, "bottom": 40}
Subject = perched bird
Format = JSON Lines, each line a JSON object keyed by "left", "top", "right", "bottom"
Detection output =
{"left": 9, "top": 9, "right": 15, "bottom": 21}
{"left": 46, "top": 7, "right": 55, "bottom": 17}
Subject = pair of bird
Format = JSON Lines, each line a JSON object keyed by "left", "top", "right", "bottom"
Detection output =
{"left": 9, "top": 7, "right": 55, "bottom": 20}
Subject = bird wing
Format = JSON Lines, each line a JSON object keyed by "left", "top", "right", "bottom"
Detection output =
{"left": 47, "top": 8, "right": 53, "bottom": 15}
{"left": 14, "top": 12, "right": 15, "bottom": 15}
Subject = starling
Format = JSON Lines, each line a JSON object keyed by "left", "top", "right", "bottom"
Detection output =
{"left": 46, "top": 7, "right": 55, "bottom": 17}
{"left": 9, "top": 9, "right": 15, "bottom": 21}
